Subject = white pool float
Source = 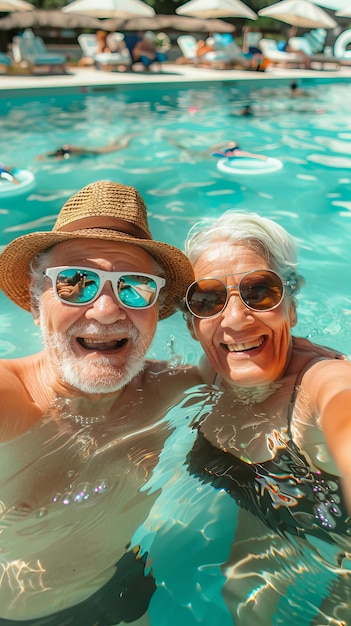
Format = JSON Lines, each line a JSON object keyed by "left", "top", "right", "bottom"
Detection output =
{"left": 0, "top": 168, "right": 35, "bottom": 197}
{"left": 217, "top": 157, "right": 283, "bottom": 178}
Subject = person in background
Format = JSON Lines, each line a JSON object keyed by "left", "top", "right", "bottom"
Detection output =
{"left": 132, "top": 31, "right": 167, "bottom": 71}
{"left": 0, "top": 180, "right": 199, "bottom": 625}
{"left": 106, "top": 31, "right": 129, "bottom": 54}
{"left": 196, "top": 35, "right": 216, "bottom": 60}
{"left": 211, "top": 140, "right": 268, "bottom": 160}
{"left": 36, "top": 132, "right": 139, "bottom": 160}
{"left": 0, "top": 161, "right": 20, "bottom": 184}
{"left": 239, "top": 104, "right": 253, "bottom": 116}
{"left": 96, "top": 29, "right": 111, "bottom": 53}
{"left": 289, "top": 80, "right": 310, "bottom": 97}
{"left": 165, "top": 137, "right": 268, "bottom": 161}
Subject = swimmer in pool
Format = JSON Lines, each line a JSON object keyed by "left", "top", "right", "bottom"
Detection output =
{"left": 36, "top": 132, "right": 139, "bottom": 160}
{"left": 0, "top": 162, "right": 20, "bottom": 184}
{"left": 165, "top": 137, "right": 268, "bottom": 161}
{"left": 289, "top": 80, "right": 309, "bottom": 97}
{"left": 211, "top": 140, "right": 268, "bottom": 160}
{"left": 239, "top": 104, "right": 253, "bottom": 116}
{"left": 0, "top": 181, "right": 200, "bottom": 625}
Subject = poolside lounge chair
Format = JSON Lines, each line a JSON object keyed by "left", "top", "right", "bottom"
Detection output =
{"left": 288, "top": 36, "right": 341, "bottom": 69}
{"left": 177, "top": 35, "right": 198, "bottom": 63}
{"left": 176, "top": 34, "right": 258, "bottom": 70}
{"left": 258, "top": 38, "right": 307, "bottom": 68}
{"left": 78, "top": 33, "right": 132, "bottom": 71}
{"left": 304, "top": 28, "right": 327, "bottom": 53}
{"left": 12, "top": 29, "right": 67, "bottom": 74}
{"left": 211, "top": 33, "right": 263, "bottom": 69}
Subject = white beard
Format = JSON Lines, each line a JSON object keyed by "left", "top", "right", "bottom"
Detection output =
{"left": 39, "top": 315, "right": 149, "bottom": 394}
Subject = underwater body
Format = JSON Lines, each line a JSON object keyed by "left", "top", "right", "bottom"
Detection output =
{"left": 1, "top": 79, "right": 351, "bottom": 624}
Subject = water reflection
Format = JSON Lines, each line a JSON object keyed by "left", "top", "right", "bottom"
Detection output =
{"left": 134, "top": 384, "right": 351, "bottom": 625}
{"left": 0, "top": 395, "right": 175, "bottom": 622}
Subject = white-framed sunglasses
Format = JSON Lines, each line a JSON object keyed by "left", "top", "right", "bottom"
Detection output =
{"left": 45, "top": 266, "right": 166, "bottom": 310}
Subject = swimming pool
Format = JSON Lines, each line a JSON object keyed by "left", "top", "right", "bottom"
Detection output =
{"left": 1, "top": 78, "right": 351, "bottom": 363}
{"left": 1, "top": 77, "right": 351, "bottom": 625}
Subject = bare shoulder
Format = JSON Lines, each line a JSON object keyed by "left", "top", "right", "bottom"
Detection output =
{"left": 0, "top": 355, "right": 43, "bottom": 439}
{"left": 292, "top": 349, "right": 351, "bottom": 474}
{"left": 293, "top": 345, "right": 351, "bottom": 428}
{"left": 0, "top": 357, "right": 28, "bottom": 392}
{"left": 303, "top": 356, "right": 351, "bottom": 390}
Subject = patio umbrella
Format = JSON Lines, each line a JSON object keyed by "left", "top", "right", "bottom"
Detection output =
{"left": 0, "top": 9, "right": 102, "bottom": 29}
{"left": 102, "top": 14, "right": 236, "bottom": 32}
{"left": 62, "top": 0, "right": 155, "bottom": 19}
{"left": 0, "top": 0, "right": 33, "bottom": 11}
{"left": 258, "top": 0, "right": 337, "bottom": 29}
{"left": 307, "top": 0, "right": 348, "bottom": 9}
{"left": 336, "top": 6, "right": 351, "bottom": 17}
{"left": 176, "top": 0, "right": 257, "bottom": 20}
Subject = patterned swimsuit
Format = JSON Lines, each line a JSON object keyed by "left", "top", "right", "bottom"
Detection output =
{"left": 187, "top": 355, "right": 351, "bottom": 544}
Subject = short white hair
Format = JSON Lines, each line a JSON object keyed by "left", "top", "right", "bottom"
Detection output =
{"left": 185, "top": 210, "right": 304, "bottom": 291}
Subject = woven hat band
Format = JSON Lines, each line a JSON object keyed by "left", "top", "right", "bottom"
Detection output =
{"left": 57, "top": 216, "right": 152, "bottom": 240}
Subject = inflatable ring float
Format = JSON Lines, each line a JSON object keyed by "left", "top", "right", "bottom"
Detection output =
{"left": 334, "top": 29, "right": 351, "bottom": 59}
{"left": 0, "top": 168, "right": 35, "bottom": 197}
{"left": 217, "top": 156, "right": 283, "bottom": 178}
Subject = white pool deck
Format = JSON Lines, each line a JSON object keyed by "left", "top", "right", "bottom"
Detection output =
{"left": 1, "top": 61, "right": 351, "bottom": 96}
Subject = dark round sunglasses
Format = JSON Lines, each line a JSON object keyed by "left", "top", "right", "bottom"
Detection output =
{"left": 45, "top": 266, "right": 165, "bottom": 309}
{"left": 185, "top": 269, "right": 289, "bottom": 319}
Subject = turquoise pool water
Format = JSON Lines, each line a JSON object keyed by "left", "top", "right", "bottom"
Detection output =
{"left": 1, "top": 78, "right": 351, "bottom": 625}
{"left": 1, "top": 79, "right": 351, "bottom": 363}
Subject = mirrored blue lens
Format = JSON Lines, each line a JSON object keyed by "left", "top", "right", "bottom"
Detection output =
{"left": 118, "top": 274, "right": 158, "bottom": 308}
{"left": 55, "top": 269, "right": 99, "bottom": 304}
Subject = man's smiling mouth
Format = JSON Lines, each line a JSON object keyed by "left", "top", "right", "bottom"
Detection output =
{"left": 77, "top": 337, "right": 129, "bottom": 351}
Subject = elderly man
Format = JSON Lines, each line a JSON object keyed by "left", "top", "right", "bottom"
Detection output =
{"left": 0, "top": 181, "right": 199, "bottom": 625}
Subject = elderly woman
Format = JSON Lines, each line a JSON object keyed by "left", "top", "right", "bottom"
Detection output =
{"left": 179, "top": 209, "right": 351, "bottom": 624}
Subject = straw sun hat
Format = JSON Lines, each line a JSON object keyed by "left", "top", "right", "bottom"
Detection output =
{"left": 0, "top": 181, "right": 194, "bottom": 320}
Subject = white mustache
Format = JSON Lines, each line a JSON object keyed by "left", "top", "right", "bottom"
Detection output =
{"left": 67, "top": 321, "right": 139, "bottom": 341}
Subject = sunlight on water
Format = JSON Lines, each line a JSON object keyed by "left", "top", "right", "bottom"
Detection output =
{"left": 1, "top": 80, "right": 351, "bottom": 361}
{"left": 1, "top": 79, "right": 351, "bottom": 625}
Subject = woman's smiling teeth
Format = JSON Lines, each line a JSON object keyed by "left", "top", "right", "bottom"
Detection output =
{"left": 225, "top": 336, "right": 266, "bottom": 352}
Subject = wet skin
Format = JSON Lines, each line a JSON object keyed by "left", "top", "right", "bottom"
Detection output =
{"left": 0, "top": 239, "right": 200, "bottom": 620}
{"left": 35, "top": 239, "right": 160, "bottom": 398}
{"left": 191, "top": 242, "right": 295, "bottom": 388}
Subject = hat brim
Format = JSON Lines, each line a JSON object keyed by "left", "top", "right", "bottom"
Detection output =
{"left": 0, "top": 228, "right": 194, "bottom": 320}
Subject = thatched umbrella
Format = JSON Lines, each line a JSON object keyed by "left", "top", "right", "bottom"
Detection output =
{"left": 0, "top": 9, "right": 103, "bottom": 30}
{"left": 102, "top": 14, "right": 235, "bottom": 33}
